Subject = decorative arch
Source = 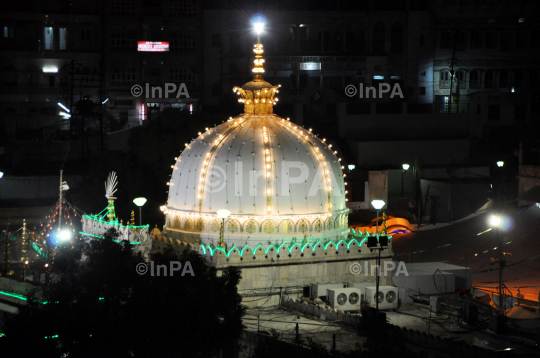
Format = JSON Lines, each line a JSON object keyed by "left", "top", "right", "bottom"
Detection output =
{"left": 262, "top": 220, "right": 277, "bottom": 234}
{"left": 194, "top": 218, "right": 205, "bottom": 232}
{"left": 334, "top": 216, "right": 341, "bottom": 229}
{"left": 227, "top": 219, "right": 240, "bottom": 233}
{"left": 312, "top": 219, "right": 323, "bottom": 233}
{"left": 297, "top": 219, "right": 310, "bottom": 233}
{"left": 184, "top": 218, "right": 193, "bottom": 231}
{"left": 279, "top": 220, "right": 294, "bottom": 233}
{"left": 244, "top": 220, "right": 258, "bottom": 234}
{"left": 325, "top": 217, "right": 333, "bottom": 230}
{"left": 210, "top": 219, "right": 221, "bottom": 233}
{"left": 172, "top": 215, "right": 181, "bottom": 229}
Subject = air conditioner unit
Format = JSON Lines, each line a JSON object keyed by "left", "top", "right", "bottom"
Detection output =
{"left": 327, "top": 288, "right": 362, "bottom": 311}
{"left": 310, "top": 283, "right": 346, "bottom": 300}
{"left": 365, "top": 286, "right": 398, "bottom": 310}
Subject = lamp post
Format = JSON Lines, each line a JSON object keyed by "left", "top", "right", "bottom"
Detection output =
{"left": 217, "top": 210, "right": 231, "bottom": 247}
{"left": 133, "top": 197, "right": 147, "bottom": 226}
{"left": 401, "top": 164, "right": 410, "bottom": 197}
{"left": 370, "top": 199, "right": 386, "bottom": 322}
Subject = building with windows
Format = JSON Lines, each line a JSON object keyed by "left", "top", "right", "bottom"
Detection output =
{"left": 0, "top": 0, "right": 202, "bottom": 151}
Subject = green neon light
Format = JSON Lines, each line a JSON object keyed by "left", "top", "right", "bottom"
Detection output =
{"left": 197, "top": 234, "right": 392, "bottom": 258}
{"left": 0, "top": 290, "right": 28, "bottom": 301}
{"left": 79, "top": 232, "right": 141, "bottom": 245}
{"left": 84, "top": 214, "right": 149, "bottom": 229}
{"left": 44, "top": 335, "right": 59, "bottom": 339}
{"left": 31, "top": 242, "right": 48, "bottom": 258}
{"left": 0, "top": 333, "right": 5, "bottom": 337}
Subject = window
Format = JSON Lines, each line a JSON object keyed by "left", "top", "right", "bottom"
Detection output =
{"left": 455, "top": 70, "right": 466, "bottom": 88}
{"left": 419, "top": 87, "right": 426, "bottom": 95}
{"left": 110, "top": 33, "right": 136, "bottom": 51}
{"left": 172, "top": 32, "right": 196, "bottom": 52}
{"left": 440, "top": 30, "right": 452, "bottom": 49}
{"left": 44, "top": 27, "right": 54, "bottom": 50}
{"left": 470, "top": 71, "right": 480, "bottom": 88}
{"left": 485, "top": 30, "right": 497, "bottom": 49}
{"left": 3, "top": 26, "right": 14, "bottom": 38}
{"left": 111, "top": 67, "right": 136, "bottom": 86}
{"left": 390, "top": 22, "right": 403, "bottom": 53}
{"left": 170, "top": 0, "right": 196, "bottom": 17}
{"left": 373, "top": 22, "right": 385, "bottom": 54}
{"left": 440, "top": 70, "right": 451, "bottom": 88}
{"left": 170, "top": 67, "right": 197, "bottom": 87}
{"left": 212, "top": 33, "right": 221, "bottom": 47}
{"left": 516, "top": 29, "right": 527, "bottom": 48}
{"left": 484, "top": 71, "right": 494, "bottom": 88}
{"left": 488, "top": 104, "right": 500, "bottom": 120}
{"left": 499, "top": 70, "right": 508, "bottom": 88}
{"left": 59, "top": 28, "right": 67, "bottom": 50}
{"left": 470, "top": 30, "right": 482, "bottom": 48}
{"left": 515, "top": 104, "right": 526, "bottom": 123}
{"left": 110, "top": 0, "right": 136, "bottom": 14}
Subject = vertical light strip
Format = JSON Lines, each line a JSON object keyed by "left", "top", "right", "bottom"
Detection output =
{"left": 198, "top": 116, "right": 244, "bottom": 212}
{"left": 261, "top": 117, "right": 272, "bottom": 215}
{"left": 276, "top": 118, "right": 333, "bottom": 212}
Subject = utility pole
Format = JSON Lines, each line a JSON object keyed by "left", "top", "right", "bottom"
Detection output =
{"left": 1, "top": 224, "right": 10, "bottom": 277}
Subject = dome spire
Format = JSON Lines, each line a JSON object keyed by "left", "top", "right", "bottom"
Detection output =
{"left": 233, "top": 14, "right": 280, "bottom": 115}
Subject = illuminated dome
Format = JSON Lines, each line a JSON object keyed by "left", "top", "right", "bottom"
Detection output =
{"left": 164, "top": 43, "right": 349, "bottom": 248}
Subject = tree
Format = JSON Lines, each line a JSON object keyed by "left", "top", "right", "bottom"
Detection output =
{"left": 0, "top": 229, "right": 245, "bottom": 357}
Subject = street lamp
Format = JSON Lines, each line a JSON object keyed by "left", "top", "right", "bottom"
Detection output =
{"left": 133, "top": 197, "right": 147, "bottom": 226}
{"left": 497, "top": 161, "right": 504, "bottom": 168}
{"left": 371, "top": 200, "right": 385, "bottom": 234}
{"left": 369, "top": 199, "right": 387, "bottom": 324}
{"left": 401, "top": 164, "right": 410, "bottom": 197}
{"left": 0, "top": 172, "right": 4, "bottom": 179}
{"left": 489, "top": 215, "right": 501, "bottom": 227}
{"left": 217, "top": 209, "right": 231, "bottom": 247}
{"left": 348, "top": 164, "right": 356, "bottom": 171}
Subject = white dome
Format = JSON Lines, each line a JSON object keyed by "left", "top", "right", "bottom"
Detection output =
{"left": 165, "top": 114, "right": 349, "bottom": 247}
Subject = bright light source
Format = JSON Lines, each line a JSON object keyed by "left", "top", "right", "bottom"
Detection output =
{"left": 497, "top": 161, "right": 504, "bottom": 168}
{"left": 348, "top": 164, "right": 356, "bottom": 171}
{"left": 371, "top": 200, "right": 385, "bottom": 210}
{"left": 217, "top": 209, "right": 231, "bottom": 219}
{"left": 59, "top": 230, "right": 71, "bottom": 241}
{"left": 490, "top": 215, "right": 501, "bottom": 227}
{"left": 102, "top": 98, "right": 109, "bottom": 104}
{"left": 133, "top": 197, "right": 147, "bottom": 207}
{"left": 58, "top": 102, "right": 70, "bottom": 113}
{"left": 250, "top": 13, "right": 267, "bottom": 35}
{"left": 42, "top": 66, "right": 58, "bottom": 73}
{"left": 0, "top": 172, "right": 3, "bottom": 179}
{"left": 402, "top": 164, "right": 410, "bottom": 171}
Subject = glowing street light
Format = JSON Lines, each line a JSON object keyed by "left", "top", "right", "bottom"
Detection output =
{"left": 490, "top": 215, "right": 501, "bottom": 227}
{"left": 497, "top": 161, "right": 504, "bottom": 168}
{"left": 401, "top": 164, "right": 410, "bottom": 197}
{"left": 59, "top": 230, "right": 71, "bottom": 241}
{"left": 371, "top": 200, "right": 385, "bottom": 234}
{"left": 348, "top": 164, "right": 356, "bottom": 171}
{"left": 133, "top": 197, "right": 147, "bottom": 225}
{"left": 0, "top": 172, "right": 3, "bottom": 179}
{"left": 217, "top": 209, "right": 231, "bottom": 247}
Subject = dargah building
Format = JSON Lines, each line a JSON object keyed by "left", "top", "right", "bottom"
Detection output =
{"left": 160, "top": 27, "right": 393, "bottom": 304}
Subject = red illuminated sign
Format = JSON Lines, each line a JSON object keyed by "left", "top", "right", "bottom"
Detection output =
{"left": 137, "top": 41, "right": 170, "bottom": 52}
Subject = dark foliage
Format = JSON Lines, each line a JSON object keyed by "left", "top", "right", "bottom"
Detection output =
{"left": 0, "top": 229, "right": 245, "bottom": 357}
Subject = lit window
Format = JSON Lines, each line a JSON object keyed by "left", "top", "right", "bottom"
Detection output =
{"left": 439, "top": 70, "right": 451, "bottom": 89}
{"left": 44, "top": 27, "right": 54, "bottom": 50}
{"left": 59, "top": 28, "right": 67, "bottom": 50}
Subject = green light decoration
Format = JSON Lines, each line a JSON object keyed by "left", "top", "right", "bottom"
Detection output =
{"left": 79, "top": 232, "right": 141, "bottom": 245}
{"left": 44, "top": 335, "right": 59, "bottom": 339}
{"left": 198, "top": 235, "right": 391, "bottom": 258}
{"left": 31, "top": 242, "right": 48, "bottom": 258}
{"left": 83, "top": 213, "right": 149, "bottom": 229}
{"left": 0, "top": 290, "right": 28, "bottom": 301}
